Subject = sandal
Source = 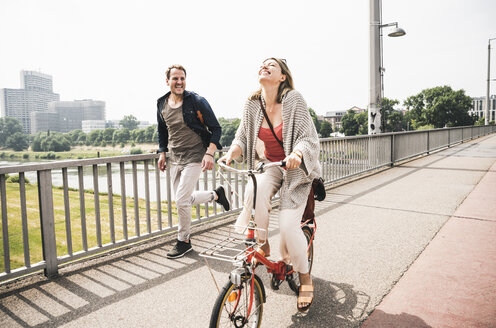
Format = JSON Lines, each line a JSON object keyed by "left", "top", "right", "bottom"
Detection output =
{"left": 297, "top": 284, "right": 314, "bottom": 312}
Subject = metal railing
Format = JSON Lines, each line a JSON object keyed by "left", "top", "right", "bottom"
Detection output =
{"left": 0, "top": 125, "right": 495, "bottom": 282}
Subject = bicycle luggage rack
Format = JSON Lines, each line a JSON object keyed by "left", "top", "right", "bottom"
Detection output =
{"left": 199, "top": 225, "right": 267, "bottom": 263}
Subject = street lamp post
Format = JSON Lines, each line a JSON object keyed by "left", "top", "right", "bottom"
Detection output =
{"left": 369, "top": 0, "right": 405, "bottom": 134}
{"left": 486, "top": 38, "right": 496, "bottom": 125}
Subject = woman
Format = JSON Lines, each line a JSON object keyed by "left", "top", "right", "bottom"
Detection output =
{"left": 219, "top": 58, "right": 321, "bottom": 312}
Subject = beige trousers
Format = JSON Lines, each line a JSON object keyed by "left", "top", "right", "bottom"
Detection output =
{"left": 170, "top": 163, "right": 216, "bottom": 242}
{"left": 235, "top": 165, "right": 309, "bottom": 274}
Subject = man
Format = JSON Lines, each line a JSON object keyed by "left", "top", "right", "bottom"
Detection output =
{"left": 157, "top": 64, "right": 229, "bottom": 259}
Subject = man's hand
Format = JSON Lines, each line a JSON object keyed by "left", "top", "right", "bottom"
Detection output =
{"left": 158, "top": 152, "right": 166, "bottom": 172}
{"left": 202, "top": 153, "right": 214, "bottom": 172}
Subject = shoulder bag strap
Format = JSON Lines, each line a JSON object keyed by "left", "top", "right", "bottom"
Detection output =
{"left": 259, "top": 98, "right": 284, "bottom": 149}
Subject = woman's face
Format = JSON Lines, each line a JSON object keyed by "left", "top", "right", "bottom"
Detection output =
{"left": 259, "top": 59, "right": 286, "bottom": 85}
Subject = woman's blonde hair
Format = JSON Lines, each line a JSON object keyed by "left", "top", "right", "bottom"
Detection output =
{"left": 249, "top": 58, "right": 294, "bottom": 103}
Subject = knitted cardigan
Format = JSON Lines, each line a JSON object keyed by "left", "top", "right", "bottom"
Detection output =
{"left": 232, "top": 90, "right": 321, "bottom": 209}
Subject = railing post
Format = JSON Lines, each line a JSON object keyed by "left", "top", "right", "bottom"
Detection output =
{"left": 427, "top": 130, "right": 430, "bottom": 154}
{"left": 390, "top": 134, "right": 395, "bottom": 166}
{"left": 448, "top": 128, "right": 451, "bottom": 147}
{"left": 37, "top": 170, "right": 58, "bottom": 279}
{"left": 1, "top": 174, "right": 11, "bottom": 273}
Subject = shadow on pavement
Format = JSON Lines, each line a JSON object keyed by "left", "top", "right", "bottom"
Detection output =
{"left": 288, "top": 278, "right": 370, "bottom": 328}
{"left": 361, "top": 309, "right": 432, "bottom": 328}
{"left": 0, "top": 224, "right": 236, "bottom": 327}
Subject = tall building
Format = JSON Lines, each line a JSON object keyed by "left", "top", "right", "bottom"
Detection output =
{"left": 0, "top": 71, "right": 60, "bottom": 134}
{"left": 471, "top": 96, "right": 496, "bottom": 122}
{"left": 31, "top": 99, "right": 105, "bottom": 134}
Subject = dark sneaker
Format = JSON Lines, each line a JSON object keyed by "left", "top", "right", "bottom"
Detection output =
{"left": 215, "top": 186, "right": 230, "bottom": 211}
{"left": 167, "top": 240, "right": 192, "bottom": 259}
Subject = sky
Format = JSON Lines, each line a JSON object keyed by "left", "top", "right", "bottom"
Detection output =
{"left": 0, "top": 0, "right": 495, "bottom": 124}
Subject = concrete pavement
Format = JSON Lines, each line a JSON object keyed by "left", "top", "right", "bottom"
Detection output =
{"left": 0, "top": 134, "right": 495, "bottom": 327}
{"left": 362, "top": 139, "right": 496, "bottom": 327}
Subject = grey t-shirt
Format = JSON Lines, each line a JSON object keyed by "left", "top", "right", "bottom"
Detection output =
{"left": 162, "top": 102, "right": 205, "bottom": 164}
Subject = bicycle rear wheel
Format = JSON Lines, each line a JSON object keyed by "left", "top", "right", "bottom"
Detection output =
{"left": 209, "top": 274, "right": 265, "bottom": 328}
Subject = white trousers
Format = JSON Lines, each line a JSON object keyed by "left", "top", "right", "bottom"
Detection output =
{"left": 170, "top": 163, "right": 215, "bottom": 242}
{"left": 235, "top": 166, "right": 309, "bottom": 274}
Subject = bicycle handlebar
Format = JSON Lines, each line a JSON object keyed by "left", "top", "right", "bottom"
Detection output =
{"left": 218, "top": 160, "right": 286, "bottom": 174}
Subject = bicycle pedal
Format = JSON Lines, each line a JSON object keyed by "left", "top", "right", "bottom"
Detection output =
{"left": 270, "top": 275, "right": 283, "bottom": 290}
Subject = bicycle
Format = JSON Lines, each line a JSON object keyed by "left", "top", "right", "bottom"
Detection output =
{"left": 200, "top": 160, "right": 317, "bottom": 328}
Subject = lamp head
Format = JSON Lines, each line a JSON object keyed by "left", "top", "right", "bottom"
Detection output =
{"left": 388, "top": 27, "right": 406, "bottom": 37}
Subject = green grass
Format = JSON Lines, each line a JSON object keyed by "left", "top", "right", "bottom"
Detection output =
{"left": 0, "top": 182, "right": 214, "bottom": 272}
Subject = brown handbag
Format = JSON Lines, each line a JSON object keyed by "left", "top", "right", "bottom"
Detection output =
{"left": 302, "top": 177, "right": 326, "bottom": 220}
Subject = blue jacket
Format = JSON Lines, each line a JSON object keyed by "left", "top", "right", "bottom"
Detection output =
{"left": 157, "top": 90, "right": 222, "bottom": 153}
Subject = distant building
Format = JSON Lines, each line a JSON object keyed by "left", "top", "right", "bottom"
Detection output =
{"left": 104, "top": 119, "right": 152, "bottom": 130}
{"left": 82, "top": 120, "right": 106, "bottom": 133}
{"left": 324, "top": 106, "right": 366, "bottom": 130}
{"left": 138, "top": 121, "right": 152, "bottom": 129}
{"left": 105, "top": 120, "right": 121, "bottom": 129}
{"left": 31, "top": 99, "right": 105, "bottom": 134}
{"left": 30, "top": 112, "right": 59, "bottom": 133}
{"left": 0, "top": 71, "right": 60, "bottom": 134}
{"left": 471, "top": 96, "right": 496, "bottom": 122}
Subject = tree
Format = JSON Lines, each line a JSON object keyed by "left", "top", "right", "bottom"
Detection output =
{"left": 340, "top": 109, "right": 359, "bottom": 136}
{"left": 133, "top": 129, "right": 146, "bottom": 143}
{"left": 102, "top": 128, "right": 116, "bottom": 142}
{"left": 32, "top": 132, "right": 71, "bottom": 152}
{"left": 380, "top": 98, "right": 400, "bottom": 132}
{"left": 48, "top": 135, "right": 71, "bottom": 151}
{"left": 218, "top": 118, "right": 240, "bottom": 147}
{"left": 67, "top": 129, "right": 86, "bottom": 145}
{"left": 0, "top": 117, "right": 23, "bottom": 147}
{"left": 474, "top": 116, "right": 493, "bottom": 126}
{"left": 404, "top": 86, "right": 475, "bottom": 129}
{"left": 113, "top": 129, "right": 131, "bottom": 144}
{"left": 308, "top": 108, "right": 321, "bottom": 133}
{"left": 388, "top": 111, "right": 404, "bottom": 132}
{"left": 152, "top": 130, "right": 158, "bottom": 145}
{"left": 6, "top": 132, "right": 29, "bottom": 151}
{"left": 356, "top": 111, "right": 368, "bottom": 135}
{"left": 319, "top": 120, "right": 332, "bottom": 138}
{"left": 145, "top": 125, "right": 156, "bottom": 143}
{"left": 120, "top": 115, "right": 139, "bottom": 130}
{"left": 87, "top": 130, "right": 103, "bottom": 146}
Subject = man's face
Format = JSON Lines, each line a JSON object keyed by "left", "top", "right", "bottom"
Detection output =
{"left": 166, "top": 68, "right": 186, "bottom": 96}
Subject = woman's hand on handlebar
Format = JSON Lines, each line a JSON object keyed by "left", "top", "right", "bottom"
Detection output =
{"left": 217, "top": 153, "right": 233, "bottom": 166}
{"left": 218, "top": 145, "right": 242, "bottom": 167}
{"left": 284, "top": 151, "right": 302, "bottom": 170}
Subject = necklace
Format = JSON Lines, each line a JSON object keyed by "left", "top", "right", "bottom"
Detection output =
{"left": 262, "top": 97, "right": 273, "bottom": 113}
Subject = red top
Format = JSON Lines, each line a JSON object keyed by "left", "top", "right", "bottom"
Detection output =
{"left": 258, "top": 123, "right": 285, "bottom": 162}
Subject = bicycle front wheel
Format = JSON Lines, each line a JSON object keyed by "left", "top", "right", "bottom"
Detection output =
{"left": 209, "top": 274, "right": 265, "bottom": 328}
